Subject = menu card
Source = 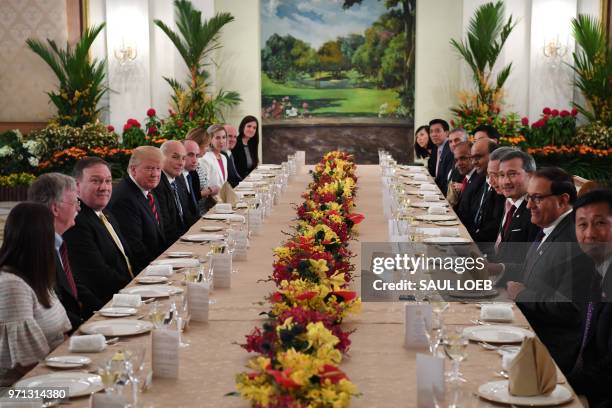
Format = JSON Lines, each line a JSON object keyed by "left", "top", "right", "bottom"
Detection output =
{"left": 211, "top": 253, "right": 232, "bottom": 288}
{"left": 404, "top": 303, "right": 432, "bottom": 349}
{"left": 187, "top": 281, "right": 209, "bottom": 322}
{"left": 416, "top": 353, "right": 445, "bottom": 407}
{"left": 152, "top": 329, "right": 179, "bottom": 379}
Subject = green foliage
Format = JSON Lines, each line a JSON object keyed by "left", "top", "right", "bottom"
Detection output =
{"left": 0, "top": 173, "right": 36, "bottom": 187}
{"left": 26, "top": 24, "right": 107, "bottom": 127}
{"left": 154, "top": 0, "right": 240, "bottom": 125}
{"left": 449, "top": 1, "right": 516, "bottom": 111}
{"left": 29, "top": 123, "right": 119, "bottom": 160}
{"left": 570, "top": 14, "right": 612, "bottom": 125}
{"left": 575, "top": 121, "right": 611, "bottom": 149}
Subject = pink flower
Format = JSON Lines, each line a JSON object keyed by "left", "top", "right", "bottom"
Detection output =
{"left": 146, "top": 108, "right": 156, "bottom": 117}
{"left": 521, "top": 117, "right": 529, "bottom": 126}
{"left": 543, "top": 107, "right": 551, "bottom": 115}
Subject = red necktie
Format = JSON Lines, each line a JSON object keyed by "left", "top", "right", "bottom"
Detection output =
{"left": 460, "top": 176, "right": 468, "bottom": 192}
{"left": 59, "top": 242, "right": 78, "bottom": 298}
{"left": 502, "top": 205, "right": 516, "bottom": 236}
{"left": 147, "top": 192, "right": 160, "bottom": 224}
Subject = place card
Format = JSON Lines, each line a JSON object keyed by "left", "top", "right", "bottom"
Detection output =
{"left": 404, "top": 303, "right": 432, "bottom": 349}
{"left": 152, "top": 329, "right": 179, "bottom": 379}
{"left": 187, "top": 281, "right": 209, "bottom": 322}
{"left": 416, "top": 353, "right": 445, "bottom": 408}
{"left": 248, "top": 208, "right": 263, "bottom": 235}
{"left": 211, "top": 253, "right": 232, "bottom": 288}
{"left": 90, "top": 393, "right": 127, "bottom": 408}
{"left": 232, "top": 230, "right": 248, "bottom": 261}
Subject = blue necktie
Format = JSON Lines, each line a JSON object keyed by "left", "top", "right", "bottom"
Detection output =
{"left": 170, "top": 181, "right": 184, "bottom": 221}
{"left": 186, "top": 173, "right": 197, "bottom": 205}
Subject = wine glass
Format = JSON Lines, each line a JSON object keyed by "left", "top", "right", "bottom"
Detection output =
{"left": 206, "top": 255, "right": 217, "bottom": 305}
{"left": 429, "top": 294, "right": 450, "bottom": 330}
{"left": 442, "top": 329, "right": 469, "bottom": 383}
{"left": 174, "top": 294, "right": 190, "bottom": 348}
{"left": 148, "top": 302, "right": 166, "bottom": 329}
{"left": 421, "top": 316, "right": 442, "bottom": 355}
{"left": 224, "top": 231, "right": 238, "bottom": 274}
{"left": 123, "top": 345, "right": 146, "bottom": 407}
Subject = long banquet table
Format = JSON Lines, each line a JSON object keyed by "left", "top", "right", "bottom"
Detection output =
{"left": 20, "top": 165, "right": 583, "bottom": 407}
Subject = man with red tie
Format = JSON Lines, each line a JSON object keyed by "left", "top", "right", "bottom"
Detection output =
{"left": 27, "top": 173, "right": 102, "bottom": 331}
{"left": 447, "top": 141, "right": 474, "bottom": 208}
{"left": 108, "top": 146, "right": 166, "bottom": 273}
{"left": 63, "top": 157, "right": 135, "bottom": 305}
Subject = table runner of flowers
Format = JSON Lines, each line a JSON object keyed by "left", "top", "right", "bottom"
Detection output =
{"left": 234, "top": 151, "right": 364, "bottom": 407}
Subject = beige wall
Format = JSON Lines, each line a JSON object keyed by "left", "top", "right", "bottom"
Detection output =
{"left": 0, "top": 0, "right": 68, "bottom": 122}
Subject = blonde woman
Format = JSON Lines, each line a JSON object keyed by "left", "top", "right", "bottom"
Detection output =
{"left": 202, "top": 124, "right": 228, "bottom": 189}
{"left": 186, "top": 127, "right": 220, "bottom": 200}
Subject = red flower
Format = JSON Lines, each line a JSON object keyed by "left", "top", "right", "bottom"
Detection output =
{"left": 168, "top": 109, "right": 176, "bottom": 117}
{"left": 521, "top": 117, "right": 529, "bottom": 126}
{"left": 532, "top": 119, "right": 544, "bottom": 129}
{"left": 543, "top": 107, "right": 551, "bottom": 115}
{"left": 147, "top": 126, "right": 158, "bottom": 135}
{"left": 177, "top": 120, "right": 184, "bottom": 128}
{"left": 106, "top": 125, "right": 115, "bottom": 132}
{"left": 296, "top": 291, "right": 317, "bottom": 301}
{"left": 266, "top": 366, "right": 300, "bottom": 389}
{"left": 189, "top": 111, "right": 195, "bottom": 120}
{"left": 127, "top": 118, "right": 141, "bottom": 127}
{"left": 571, "top": 108, "right": 578, "bottom": 116}
{"left": 346, "top": 213, "right": 364, "bottom": 225}
{"left": 270, "top": 292, "right": 283, "bottom": 303}
{"left": 318, "top": 364, "right": 347, "bottom": 384}
{"left": 551, "top": 109, "right": 559, "bottom": 117}
{"left": 560, "top": 110, "right": 570, "bottom": 117}
{"left": 332, "top": 290, "right": 357, "bottom": 302}
{"left": 450, "top": 119, "right": 455, "bottom": 127}
{"left": 123, "top": 123, "right": 132, "bottom": 132}
{"left": 146, "top": 108, "right": 156, "bottom": 117}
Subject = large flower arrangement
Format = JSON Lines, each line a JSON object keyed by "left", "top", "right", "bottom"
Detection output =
{"left": 235, "top": 151, "right": 364, "bottom": 407}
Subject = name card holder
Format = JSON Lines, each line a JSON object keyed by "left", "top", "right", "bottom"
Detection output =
{"left": 187, "top": 281, "right": 209, "bottom": 322}
{"left": 152, "top": 329, "right": 179, "bottom": 379}
{"left": 404, "top": 303, "right": 432, "bottom": 349}
{"left": 211, "top": 253, "right": 232, "bottom": 288}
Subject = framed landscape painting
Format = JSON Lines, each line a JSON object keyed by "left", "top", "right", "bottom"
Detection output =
{"left": 260, "top": 0, "right": 416, "bottom": 122}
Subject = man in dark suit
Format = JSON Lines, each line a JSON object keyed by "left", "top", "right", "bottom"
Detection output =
{"left": 447, "top": 142, "right": 474, "bottom": 208}
{"left": 567, "top": 189, "right": 612, "bottom": 406}
{"left": 27, "top": 173, "right": 102, "bottom": 330}
{"left": 62, "top": 157, "right": 135, "bottom": 305}
{"left": 500, "top": 168, "right": 594, "bottom": 373}
{"left": 456, "top": 138, "right": 497, "bottom": 237}
{"left": 427, "top": 119, "right": 454, "bottom": 195}
{"left": 223, "top": 124, "right": 243, "bottom": 188}
{"left": 493, "top": 150, "right": 540, "bottom": 265}
{"left": 153, "top": 140, "right": 191, "bottom": 247}
{"left": 181, "top": 139, "right": 202, "bottom": 219}
{"left": 108, "top": 146, "right": 166, "bottom": 273}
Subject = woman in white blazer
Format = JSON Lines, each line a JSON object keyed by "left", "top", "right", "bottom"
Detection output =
{"left": 201, "top": 124, "right": 228, "bottom": 190}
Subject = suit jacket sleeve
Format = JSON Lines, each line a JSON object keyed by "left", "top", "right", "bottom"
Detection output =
{"left": 108, "top": 197, "right": 152, "bottom": 273}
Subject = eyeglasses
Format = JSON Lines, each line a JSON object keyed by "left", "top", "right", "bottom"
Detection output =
{"left": 61, "top": 200, "right": 81, "bottom": 209}
{"left": 526, "top": 193, "right": 555, "bottom": 204}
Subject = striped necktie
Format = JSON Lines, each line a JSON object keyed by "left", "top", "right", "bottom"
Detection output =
{"left": 99, "top": 213, "right": 133, "bottom": 278}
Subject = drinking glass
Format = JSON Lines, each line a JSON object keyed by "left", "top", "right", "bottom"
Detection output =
{"left": 421, "top": 316, "right": 442, "bottom": 355}
{"left": 442, "top": 329, "right": 469, "bottom": 383}
{"left": 428, "top": 293, "right": 449, "bottom": 329}
{"left": 148, "top": 302, "right": 166, "bottom": 329}
{"left": 224, "top": 233, "right": 238, "bottom": 274}
{"left": 206, "top": 255, "right": 217, "bottom": 305}
{"left": 123, "top": 345, "right": 146, "bottom": 407}
{"left": 174, "top": 294, "right": 190, "bottom": 348}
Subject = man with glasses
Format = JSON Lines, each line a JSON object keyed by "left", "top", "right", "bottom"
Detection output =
{"left": 108, "top": 146, "right": 166, "bottom": 273}
{"left": 568, "top": 189, "right": 612, "bottom": 406}
{"left": 495, "top": 167, "right": 594, "bottom": 372}
{"left": 63, "top": 157, "right": 134, "bottom": 305}
{"left": 494, "top": 150, "right": 541, "bottom": 266}
{"left": 28, "top": 173, "right": 102, "bottom": 330}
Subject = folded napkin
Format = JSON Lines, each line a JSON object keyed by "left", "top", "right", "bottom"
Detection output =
{"left": 112, "top": 293, "right": 142, "bottom": 307}
{"left": 419, "top": 184, "right": 437, "bottom": 191}
{"left": 439, "top": 227, "right": 459, "bottom": 237}
{"left": 428, "top": 206, "right": 447, "bottom": 215}
{"left": 416, "top": 227, "right": 441, "bottom": 236}
{"left": 214, "top": 203, "right": 233, "bottom": 214}
{"left": 144, "top": 264, "right": 173, "bottom": 276}
{"left": 422, "top": 194, "right": 440, "bottom": 202}
{"left": 69, "top": 334, "right": 106, "bottom": 352}
{"left": 411, "top": 173, "right": 427, "bottom": 181}
{"left": 237, "top": 181, "right": 254, "bottom": 188}
{"left": 219, "top": 182, "right": 238, "bottom": 206}
{"left": 481, "top": 304, "right": 514, "bottom": 322}
{"left": 508, "top": 336, "right": 557, "bottom": 396}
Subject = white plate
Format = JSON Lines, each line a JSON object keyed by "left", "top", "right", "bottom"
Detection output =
{"left": 99, "top": 307, "right": 138, "bottom": 317}
{"left": 477, "top": 380, "right": 573, "bottom": 406}
{"left": 120, "top": 284, "right": 183, "bottom": 298}
{"left": 411, "top": 202, "right": 449, "bottom": 208}
{"left": 136, "top": 276, "right": 168, "bottom": 285}
{"left": 45, "top": 355, "right": 92, "bottom": 369}
{"left": 180, "top": 233, "right": 224, "bottom": 242}
{"left": 214, "top": 209, "right": 235, "bottom": 214}
{"left": 423, "top": 237, "right": 471, "bottom": 244}
{"left": 202, "top": 214, "right": 245, "bottom": 222}
{"left": 234, "top": 202, "right": 248, "bottom": 209}
{"left": 152, "top": 258, "right": 199, "bottom": 268}
{"left": 15, "top": 372, "right": 103, "bottom": 398}
{"left": 433, "top": 220, "right": 461, "bottom": 226}
{"left": 201, "top": 225, "right": 224, "bottom": 232}
{"left": 415, "top": 214, "right": 458, "bottom": 221}
{"left": 463, "top": 325, "right": 533, "bottom": 344}
{"left": 166, "top": 251, "right": 194, "bottom": 258}
{"left": 258, "top": 164, "right": 282, "bottom": 169}
{"left": 80, "top": 319, "right": 154, "bottom": 337}
{"left": 235, "top": 189, "right": 256, "bottom": 196}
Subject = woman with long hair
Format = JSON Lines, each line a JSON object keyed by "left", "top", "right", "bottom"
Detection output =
{"left": 414, "top": 125, "right": 434, "bottom": 165}
{"left": 187, "top": 126, "right": 220, "bottom": 201}
{"left": 202, "top": 124, "right": 228, "bottom": 189}
{"left": 0, "top": 202, "right": 71, "bottom": 386}
{"left": 231, "top": 115, "right": 259, "bottom": 178}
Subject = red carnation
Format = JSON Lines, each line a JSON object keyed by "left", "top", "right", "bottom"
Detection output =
{"left": 551, "top": 109, "right": 559, "bottom": 117}
{"left": 146, "top": 108, "right": 156, "bottom": 117}
{"left": 571, "top": 108, "right": 578, "bottom": 116}
{"left": 543, "top": 107, "right": 551, "bottom": 115}
{"left": 106, "top": 125, "right": 115, "bottom": 132}
{"left": 521, "top": 117, "right": 529, "bottom": 126}
{"left": 560, "top": 110, "right": 570, "bottom": 117}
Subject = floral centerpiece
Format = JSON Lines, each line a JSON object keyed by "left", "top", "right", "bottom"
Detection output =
{"left": 234, "top": 151, "right": 363, "bottom": 407}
